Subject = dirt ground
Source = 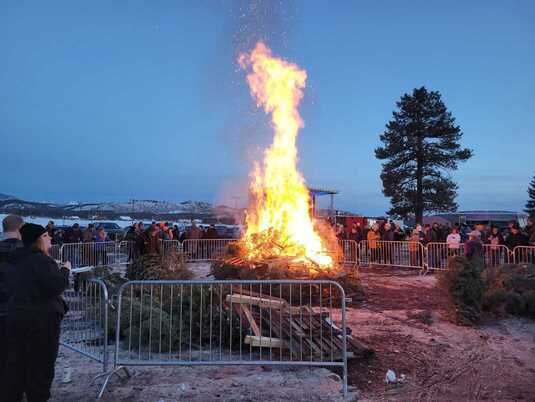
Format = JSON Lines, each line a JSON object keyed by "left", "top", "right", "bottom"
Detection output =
{"left": 343, "top": 267, "right": 535, "bottom": 401}
{"left": 51, "top": 264, "right": 535, "bottom": 401}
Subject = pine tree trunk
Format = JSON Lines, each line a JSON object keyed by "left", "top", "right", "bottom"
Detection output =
{"left": 415, "top": 137, "right": 424, "bottom": 224}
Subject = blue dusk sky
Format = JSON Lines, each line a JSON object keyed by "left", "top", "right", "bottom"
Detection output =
{"left": 1, "top": 1, "right": 534, "bottom": 215}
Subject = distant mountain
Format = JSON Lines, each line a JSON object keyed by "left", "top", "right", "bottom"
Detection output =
{"left": 0, "top": 195, "right": 240, "bottom": 222}
{"left": 0, "top": 193, "right": 16, "bottom": 201}
{"left": 62, "top": 199, "right": 214, "bottom": 214}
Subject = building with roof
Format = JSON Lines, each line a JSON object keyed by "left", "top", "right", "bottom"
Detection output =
{"left": 423, "top": 210, "right": 528, "bottom": 228}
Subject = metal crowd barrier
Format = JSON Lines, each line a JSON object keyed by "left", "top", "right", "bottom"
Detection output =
{"left": 49, "top": 244, "right": 62, "bottom": 260}
{"left": 358, "top": 240, "right": 426, "bottom": 270}
{"left": 56, "top": 239, "right": 535, "bottom": 273}
{"left": 182, "top": 239, "right": 234, "bottom": 262}
{"left": 426, "top": 242, "right": 464, "bottom": 270}
{"left": 60, "top": 278, "right": 109, "bottom": 372}
{"left": 513, "top": 246, "right": 535, "bottom": 265}
{"left": 97, "top": 280, "right": 348, "bottom": 399}
{"left": 339, "top": 240, "right": 358, "bottom": 266}
{"left": 482, "top": 244, "right": 512, "bottom": 268}
{"left": 60, "top": 241, "right": 132, "bottom": 268}
{"left": 60, "top": 241, "right": 118, "bottom": 268}
{"left": 160, "top": 239, "right": 182, "bottom": 255}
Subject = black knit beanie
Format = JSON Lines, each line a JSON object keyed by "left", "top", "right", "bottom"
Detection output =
{"left": 20, "top": 223, "right": 47, "bottom": 247}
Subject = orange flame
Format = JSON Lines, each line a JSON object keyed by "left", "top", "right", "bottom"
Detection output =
{"left": 238, "top": 42, "right": 337, "bottom": 268}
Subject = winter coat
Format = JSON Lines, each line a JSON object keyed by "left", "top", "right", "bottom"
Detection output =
{"left": 487, "top": 233, "right": 504, "bottom": 250}
{"left": 529, "top": 230, "right": 535, "bottom": 246}
{"left": 408, "top": 234, "right": 420, "bottom": 251}
{"left": 204, "top": 228, "right": 218, "bottom": 240}
{"left": 382, "top": 230, "right": 394, "bottom": 242}
{"left": 6, "top": 248, "right": 69, "bottom": 316}
{"left": 82, "top": 228, "right": 95, "bottom": 242}
{"left": 0, "top": 238, "right": 24, "bottom": 316}
{"left": 63, "top": 228, "right": 83, "bottom": 244}
{"left": 505, "top": 233, "right": 528, "bottom": 250}
{"left": 367, "top": 230, "right": 379, "bottom": 249}
{"left": 464, "top": 239, "right": 483, "bottom": 261}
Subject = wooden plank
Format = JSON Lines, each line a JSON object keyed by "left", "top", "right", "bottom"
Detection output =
{"left": 226, "top": 294, "right": 287, "bottom": 309}
{"left": 244, "top": 335, "right": 287, "bottom": 349}
{"left": 236, "top": 304, "right": 261, "bottom": 336}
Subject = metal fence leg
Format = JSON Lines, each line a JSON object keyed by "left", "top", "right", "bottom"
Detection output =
{"left": 93, "top": 366, "right": 131, "bottom": 399}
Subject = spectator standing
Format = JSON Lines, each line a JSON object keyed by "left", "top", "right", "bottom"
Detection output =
{"left": 172, "top": 225, "right": 180, "bottom": 241}
{"left": 205, "top": 224, "right": 219, "bottom": 240}
{"left": 446, "top": 227, "right": 462, "bottom": 256}
{"left": 45, "top": 220, "right": 55, "bottom": 244}
{"left": 505, "top": 225, "right": 528, "bottom": 250}
{"left": 408, "top": 229, "right": 421, "bottom": 266}
{"left": 0, "top": 215, "right": 24, "bottom": 382}
{"left": 381, "top": 223, "right": 394, "bottom": 265}
{"left": 367, "top": 224, "right": 380, "bottom": 263}
{"left": 82, "top": 223, "right": 95, "bottom": 242}
{"left": 63, "top": 223, "right": 83, "bottom": 244}
{"left": 94, "top": 227, "right": 111, "bottom": 265}
{"left": 187, "top": 221, "right": 202, "bottom": 240}
{"left": 146, "top": 224, "right": 162, "bottom": 255}
{"left": 348, "top": 223, "right": 362, "bottom": 243}
{"left": 524, "top": 217, "right": 534, "bottom": 239}
{"left": 415, "top": 224, "right": 425, "bottom": 242}
{"left": 487, "top": 226, "right": 505, "bottom": 266}
{"left": 464, "top": 230, "right": 483, "bottom": 264}
{"left": 4, "top": 224, "right": 71, "bottom": 401}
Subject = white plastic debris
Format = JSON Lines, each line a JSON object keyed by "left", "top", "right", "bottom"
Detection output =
{"left": 385, "top": 369, "right": 397, "bottom": 383}
{"left": 62, "top": 367, "right": 72, "bottom": 384}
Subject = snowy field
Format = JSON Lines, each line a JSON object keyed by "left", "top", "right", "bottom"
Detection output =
{"left": 0, "top": 213, "right": 134, "bottom": 230}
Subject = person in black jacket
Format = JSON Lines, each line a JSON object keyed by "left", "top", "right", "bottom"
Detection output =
{"left": 0, "top": 215, "right": 24, "bottom": 385}
{"left": 3, "top": 223, "right": 71, "bottom": 402}
{"left": 505, "top": 225, "right": 528, "bottom": 250}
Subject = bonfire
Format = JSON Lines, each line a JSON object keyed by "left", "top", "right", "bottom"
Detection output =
{"left": 213, "top": 42, "right": 346, "bottom": 280}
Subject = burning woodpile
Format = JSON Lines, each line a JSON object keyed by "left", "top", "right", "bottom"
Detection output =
{"left": 211, "top": 242, "right": 363, "bottom": 306}
{"left": 211, "top": 42, "right": 362, "bottom": 302}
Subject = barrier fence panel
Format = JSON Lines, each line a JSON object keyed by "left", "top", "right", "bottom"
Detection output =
{"left": 60, "top": 241, "right": 118, "bottom": 269}
{"left": 426, "top": 242, "right": 465, "bottom": 270}
{"left": 182, "top": 239, "right": 234, "bottom": 262}
{"left": 378, "top": 241, "right": 424, "bottom": 269}
{"left": 160, "top": 239, "right": 182, "bottom": 256}
{"left": 339, "top": 240, "right": 358, "bottom": 266}
{"left": 356, "top": 240, "right": 425, "bottom": 269}
{"left": 482, "top": 244, "right": 512, "bottom": 268}
{"left": 49, "top": 244, "right": 61, "bottom": 261}
{"left": 117, "top": 240, "right": 135, "bottom": 264}
{"left": 357, "top": 240, "right": 372, "bottom": 267}
{"left": 98, "top": 280, "right": 348, "bottom": 398}
{"left": 60, "top": 278, "right": 109, "bottom": 372}
{"left": 513, "top": 246, "right": 535, "bottom": 265}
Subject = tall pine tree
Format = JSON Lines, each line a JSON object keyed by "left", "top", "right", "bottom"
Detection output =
{"left": 524, "top": 174, "right": 535, "bottom": 217}
{"left": 375, "top": 87, "right": 472, "bottom": 224}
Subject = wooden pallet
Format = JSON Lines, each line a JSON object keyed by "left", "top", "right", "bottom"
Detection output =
{"left": 226, "top": 289, "right": 373, "bottom": 361}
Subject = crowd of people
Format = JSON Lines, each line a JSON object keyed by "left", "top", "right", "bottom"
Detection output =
{"left": 335, "top": 217, "right": 535, "bottom": 264}
{"left": 123, "top": 221, "right": 222, "bottom": 257}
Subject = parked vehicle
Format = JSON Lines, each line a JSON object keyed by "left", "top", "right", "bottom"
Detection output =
{"left": 92, "top": 222, "right": 124, "bottom": 240}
